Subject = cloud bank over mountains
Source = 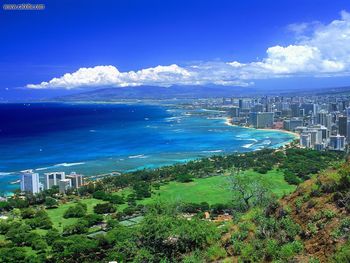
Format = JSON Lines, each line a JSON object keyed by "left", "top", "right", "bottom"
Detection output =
{"left": 27, "top": 11, "right": 350, "bottom": 89}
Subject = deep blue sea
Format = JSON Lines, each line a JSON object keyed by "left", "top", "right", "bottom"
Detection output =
{"left": 0, "top": 103, "right": 294, "bottom": 194}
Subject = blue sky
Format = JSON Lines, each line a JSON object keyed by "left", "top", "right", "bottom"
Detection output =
{"left": 1, "top": 0, "right": 350, "bottom": 100}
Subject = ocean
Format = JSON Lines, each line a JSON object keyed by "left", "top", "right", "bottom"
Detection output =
{"left": 0, "top": 102, "right": 294, "bottom": 194}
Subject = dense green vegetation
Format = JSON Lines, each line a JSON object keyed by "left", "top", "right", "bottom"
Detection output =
{"left": 0, "top": 147, "right": 347, "bottom": 262}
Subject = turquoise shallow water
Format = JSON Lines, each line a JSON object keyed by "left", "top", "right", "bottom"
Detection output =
{"left": 0, "top": 103, "right": 294, "bottom": 193}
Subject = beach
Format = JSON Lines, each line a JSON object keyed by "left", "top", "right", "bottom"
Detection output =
{"left": 224, "top": 117, "right": 300, "bottom": 140}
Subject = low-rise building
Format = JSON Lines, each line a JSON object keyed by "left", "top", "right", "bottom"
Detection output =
{"left": 66, "top": 172, "right": 84, "bottom": 188}
{"left": 58, "top": 179, "right": 72, "bottom": 194}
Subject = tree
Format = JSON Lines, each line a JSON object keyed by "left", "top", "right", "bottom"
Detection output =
{"left": 93, "top": 190, "right": 107, "bottom": 200}
{"left": 0, "top": 247, "right": 28, "bottom": 263}
{"left": 0, "top": 201, "right": 11, "bottom": 212}
{"left": 107, "top": 194, "right": 125, "bottom": 204}
{"left": 81, "top": 213, "right": 104, "bottom": 227}
{"left": 63, "top": 202, "right": 87, "bottom": 218}
{"left": 227, "top": 168, "right": 271, "bottom": 212}
{"left": 21, "top": 207, "right": 36, "bottom": 219}
{"left": 45, "top": 197, "right": 58, "bottom": 208}
{"left": 51, "top": 235, "right": 100, "bottom": 262}
{"left": 5, "top": 223, "right": 31, "bottom": 245}
{"left": 34, "top": 209, "right": 53, "bottom": 229}
{"left": 63, "top": 221, "right": 88, "bottom": 236}
{"left": 176, "top": 174, "right": 194, "bottom": 183}
{"left": 137, "top": 204, "right": 220, "bottom": 261}
{"left": 45, "top": 228, "right": 61, "bottom": 244}
{"left": 133, "top": 182, "right": 151, "bottom": 200}
{"left": 94, "top": 203, "right": 116, "bottom": 214}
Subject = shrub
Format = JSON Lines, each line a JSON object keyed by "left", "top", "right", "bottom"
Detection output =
{"left": 332, "top": 242, "right": 350, "bottom": 262}
{"left": 122, "top": 206, "right": 136, "bottom": 216}
{"left": 279, "top": 241, "right": 303, "bottom": 260}
{"left": 279, "top": 216, "right": 301, "bottom": 241}
{"left": 206, "top": 244, "right": 227, "bottom": 261}
{"left": 310, "top": 188, "right": 322, "bottom": 197}
{"left": 210, "top": 203, "right": 231, "bottom": 215}
{"left": 295, "top": 197, "right": 303, "bottom": 210}
{"left": 333, "top": 218, "right": 350, "bottom": 238}
{"left": 284, "top": 171, "right": 302, "bottom": 185}
{"left": 265, "top": 238, "right": 279, "bottom": 261}
{"left": 31, "top": 238, "right": 48, "bottom": 251}
{"left": 308, "top": 257, "right": 320, "bottom": 263}
{"left": 323, "top": 209, "right": 336, "bottom": 220}
{"left": 307, "top": 200, "right": 317, "bottom": 209}
{"left": 307, "top": 223, "right": 318, "bottom": 236}
{"left": 0, "top": 221, "right": 10, "bottom": 234}
{"left": 231, "top": 240, "right": 245, "bottom": 255}
{"left": 45, "top": 228, "right": 61, "bottom": 244}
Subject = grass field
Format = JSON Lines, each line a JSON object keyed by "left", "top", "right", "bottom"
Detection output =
{"left": 45, "top": 169, "right": 295, "bottom": 229}
{"left": 139, "top": 169, "right": 295, "bottom": 205}
{"left": 46, "top": 198, "right": 106, "bottom": 231}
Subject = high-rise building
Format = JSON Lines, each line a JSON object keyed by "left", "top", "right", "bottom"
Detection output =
{"left": 317, "top": 111, "right": 327, "bottom": 125}
{"left": 58, "top": 179, "right": 72, "bottom": 194}
{"left": 300, "top": 103, "right": 314, "bottom": 115}
{"left": 313, "top": 104, "right": 320, "bottom": 115}
{"left": 253, "top": 104, "right": 264, "bottom": 112}
{"left": 347, "top": 121, "right": 350, "bottom": 141}
{"left": 316, "top": 111, "right": 332, "bottom": 129}
{"left": 300, "top": 133, "right": 311, "bottom": 148}
{"left": 346, "top": 107, "right": 350, "bottom": 118}
{"left": 44, "top": 172, "right": 65, "bottom": 190}
{"left": 329, "top": 135, "right": 346, "bottom": 151}
{"left": 283, "top": 118, "right": 303, "bottom": 131}
{"left": 20, "top": 170, "right": 40, "bottom": 194}
{"left": 309, "top": 130, "right": 320, "bottom": 146}
{"left": 291, "top": 104, "right": 300, "bottom": 117}
{"left": 238, "top": 99, "right": 243, "bottom": 109}
{"left": 66, "top": 172, "right": 84, "bottom": 188}
{"left": 338, "top": 116, "right": 347, "bottom": 137}
{"left": 249, "top": 112, "right": 274, "bottom": 128}
{"left": 229, "top": 107, "right": 240, "bottom": 118}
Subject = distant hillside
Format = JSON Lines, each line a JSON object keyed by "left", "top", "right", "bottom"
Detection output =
{"left": 54, "top": 85, "right": 258, "bottom": 101}
{"left": 54, "top": 85, "right": 350, "bottom": 101}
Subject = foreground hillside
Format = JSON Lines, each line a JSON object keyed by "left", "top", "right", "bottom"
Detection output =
{"left": 0, "top": 147, "right": 348, "bottom": 262}
{"left": 222, "top": 163, "right": 350, "bottom": 262}
{"left": 280, "top": 167, "right": 350, "bottom": 262}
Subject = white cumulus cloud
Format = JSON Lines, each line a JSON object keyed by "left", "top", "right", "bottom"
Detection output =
{"left": 27, "top": 10, "right": 350, "bottom": 89}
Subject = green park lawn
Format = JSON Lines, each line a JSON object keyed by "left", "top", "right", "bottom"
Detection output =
{"left": 45, "top": 169, "right": 295, "bottom": 230}
{"left": 140, "top": 169, "right": 295, "bottom": 206}
{"left": 46, "top": 198, "right": 106, "bottom": 231}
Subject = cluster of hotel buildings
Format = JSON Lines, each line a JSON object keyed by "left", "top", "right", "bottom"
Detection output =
{"left": 221, "top": 95, "right": 350, "bottom": 151}
{"left": 20, "top": 170, "right": 84, "bottom": 194}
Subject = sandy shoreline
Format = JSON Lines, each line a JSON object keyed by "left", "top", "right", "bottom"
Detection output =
{"left": 224, "top": 117, "right": 300, "bottom": 140}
